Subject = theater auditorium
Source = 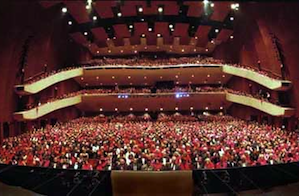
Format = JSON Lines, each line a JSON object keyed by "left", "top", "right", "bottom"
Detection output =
{"left": 0, "top": 0, "right": 299, "bottom": 195}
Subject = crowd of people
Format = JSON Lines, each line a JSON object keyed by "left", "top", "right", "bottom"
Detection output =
{"left": 1, "top": 114, "right": 298, "bottom": 171}
{"left": 25, "top": 86, "right": 278, "bottom": 110}
{"left": 23, "top": 57, "right": 281, "bottom": 84}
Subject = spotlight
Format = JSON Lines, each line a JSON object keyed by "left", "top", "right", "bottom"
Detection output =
{"left": 175, "top": 107, "right": 179, "bottom": 111}
{"left": 169, "top": 24, "right": 173, "bottom": 29}
{"left": 68, "top": 21, "right": 72, "bottom": 25}
{"left": 96, "top": 51, "right": 100, "bottom": 54}
{"left": 62, "top": 7, "right": 67, "bottom": 13}
{"left": 158, "top": 7, "right": 163, "bottom": 13}
{"left": 128, "top": 76, "right": 131, "bottom": 79}
{"left": 190, "top": 107, "right": 194, "bottom": 110}
{"left": 141, "top": 34, "right": 146, "bottom": 38}
{"left": 203, "top": 0, "right": 209, "bottom": 4}
{"left": 230, "top": 35, "right": 234, "bottom": 39}
{"left": 84, "top": 32, "right": 88, "bottom": 36}
{"left": 93, "top": 16, "right": 97, "bottom": 21}
{"left": 211, "top": 3, "right": 214, "bottom": 7}
{"left": 220, "top": 106, "right": 223, "bottom": 110}
{"left": 100, "top": 108, "right": 103, "bottom": 111}
{"left": 145, "top": 108, "right": 148, "bottom": 111}
{"left": 205, "top": 48, "right": 209, "bottom": 52}
{"left": 129, "top": 25, "right": 133, "bottom": 29}
{"left": 117, "top": 12, "right": 122, "bottom": 17}
{"left": 138, "top": 7, "right": 143, "bottom": 13}
{"left": 215, "top": 29, "right": 219, "bottom": 33}
{"left": 160, "top": 108, "right": 163, "bottom": 111}
{"left": 86, "top": 5, "right": 91, "bottom": 10}
{"left": 148, "top": 28, "right": 152, "bottom": 32}
{"left": 181, "top": 49, "right": 185, "bottom": 52}
{"left": 207, "top": 74, "right": 210, "bottom": 77}
{"left": 130, "top": 108, "right": 133, "bottom": 111}
{"left": 205, "top": 107, "right": 209, "bottom": 110}
{"left": 230, "top": 17, "right": 234, "bottom": 21}
{"left": 115, "top": 108, "right": 118, "bottom": 111}
{"left": 157, "top": 33, "right": 161, "bottom": 37}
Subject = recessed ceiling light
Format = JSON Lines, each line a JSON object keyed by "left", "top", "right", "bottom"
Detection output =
{"left": 138, "top": 7, "right": 143, "bottom": 13}
{"left": 148, "top": 28, "right": 152, "bottom": 32}
{"left": 129, "top": 25, "right": 133, "bottom": 29}
{"left": 157, "top": 33, "right": 161, "bottom": 37}
{"left": 68, "top": 21, "right": 72, "bottom": 25}
{"left": 169, "top": 24, "right": 173, "bottom": 29}
{"left": 84, "top": 32, "right": 88, "bottom": 36}
{"left": 117, "top": 12, "right": 122, "bottom": 17}
{"left": 158, "top": 7, "right": 163, "bottom": 13}
{"left": 230, "top": 35, "right": 234, "bottom": 39}
{"left": 175, "top": 107, "right": 178, "bottom": 111}
{"left": 93, "top": 16, "right": 97, "bottom": 21}
{"left": 215, "top": 29, "right": 219, "bottom": 33}
{"left": 230, "top": 17, "right": 234, "bottom": 21}
{"left": 62, "top": 7, "right": 67, "bottom": 13}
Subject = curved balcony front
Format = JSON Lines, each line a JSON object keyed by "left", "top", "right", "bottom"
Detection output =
{"left": 14, "top": 95, "right": 82, "bottom": 121}
{"left": 15, "top": 68, "right": 84, "bottom": 95}
{"left": 13, "top": 91, "right": 294, "bottom": 121}
{"left": 226, "top": 92, "right": 295, "bottom": 117}
{"left": 14, "top": 64, "right": 291, "bottom": 95}
{"left": 222, "top": 65, "right": 291, "bottom": 90}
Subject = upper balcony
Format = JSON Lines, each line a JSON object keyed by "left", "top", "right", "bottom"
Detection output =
{"left": 13, "top": 88, "right": 295, "bottom": 121}
{"left": 14, "top": 62, "right": 291, "bottom": 95}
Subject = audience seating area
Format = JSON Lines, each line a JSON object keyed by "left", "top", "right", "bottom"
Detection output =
{"left": 1, "top": 114, "right": 298, "bottom": 171}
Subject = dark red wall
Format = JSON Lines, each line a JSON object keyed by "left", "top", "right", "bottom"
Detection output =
{"left": 0, "top": 1, "right": 90, "bottom": 141}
